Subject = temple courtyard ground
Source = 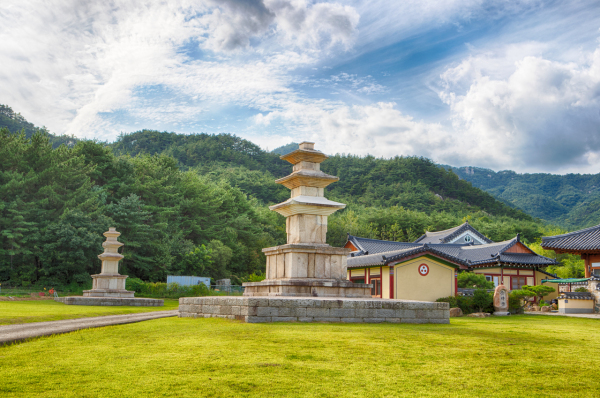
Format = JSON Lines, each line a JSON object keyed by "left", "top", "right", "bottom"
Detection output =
{"left": 0, "top": 309, "right": 598, "bottom": 397}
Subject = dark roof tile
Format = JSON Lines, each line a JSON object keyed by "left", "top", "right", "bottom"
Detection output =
{"left": 542, "top": 224, "right": 600, "bottom": 252}
{"left": 414, "top": 222, "right": 493, "bottom": 244}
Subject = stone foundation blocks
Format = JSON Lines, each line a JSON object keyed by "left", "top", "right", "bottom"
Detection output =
{"left": 178, "top": 296, "right": 449, "bottom": 324}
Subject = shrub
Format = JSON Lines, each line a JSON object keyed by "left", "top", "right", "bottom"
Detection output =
{"left": 125, "top": 279, "right": 213, "bottom": 298}
{"left": 472, "top": 289, "right": 494, "bottom": 313}
{"left": 521, "top": 285, "right": 556, "bottom": 302}
{"left": 574, "top": 287, "right": 588, "bottom": 292}
{"left": 457, "top": 272, "right": 495, "bottom": 289}
{"left": 508, "top": 291, "right": 524, "bottom": 314}
{"left": 436, "top": 295, "right": 476, "bottom": 314}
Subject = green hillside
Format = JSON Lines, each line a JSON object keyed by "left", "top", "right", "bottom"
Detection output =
{"left": 447, "top": 166, "right": 600, "bottom": 228}
{"left": 0, "top": 104, "right": 79, "bottom": 148}
{"left": 0, "top": 107, "right": 567, "bottom": 287}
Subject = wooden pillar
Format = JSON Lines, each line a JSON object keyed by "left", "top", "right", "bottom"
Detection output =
{"left": 584, "top": 253, "right": 591, "bottom": 278}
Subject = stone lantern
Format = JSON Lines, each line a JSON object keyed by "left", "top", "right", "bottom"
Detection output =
{"left": 243, "top": 142, "right": 371, "bottom": 297}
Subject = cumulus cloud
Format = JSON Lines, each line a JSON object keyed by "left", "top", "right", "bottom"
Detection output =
{"left": 252, "top": 101, "right": 452, "bottom": 160}
{"left": 199, "top": 0, "right": 359, "bottom": 52}
{"left": 438, "top": 43, "right": 600, "bottom": 172}
{"left": 0, "top": 0, "right": 358, "bottom": 140}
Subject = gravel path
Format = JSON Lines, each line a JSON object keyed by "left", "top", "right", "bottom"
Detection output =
{"left": 0, "top": 310, "right": 179, "bottom": 345}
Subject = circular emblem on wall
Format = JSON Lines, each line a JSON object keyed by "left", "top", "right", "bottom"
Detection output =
{"left": 418, "top": 264, "right": 429, "bottom": 276}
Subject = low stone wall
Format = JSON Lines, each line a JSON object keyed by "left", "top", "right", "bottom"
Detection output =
{"left": 55, "top": 297, "right": 163, "bottom": 306}
{"left": 179, "top": 296, "right": 449, "bottom": 323}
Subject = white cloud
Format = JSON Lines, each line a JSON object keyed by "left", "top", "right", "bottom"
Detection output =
{"left": 197, "top": 0, "right": 359, "bottom": 52}
{"left": 0, "top": 0, "right": 358, "bottom": 140}
{"left": 251, "top": 101, "right": 452, "bottom": 159}
{"left": 438, "top": 43, "right": 600, "bottom": 173}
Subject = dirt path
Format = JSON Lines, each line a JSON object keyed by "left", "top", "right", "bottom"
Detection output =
{"left": 0, "top": 310, "right": 179, "bottom": 345}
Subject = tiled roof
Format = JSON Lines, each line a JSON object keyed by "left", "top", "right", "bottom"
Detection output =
{"left": 413, "top": 222, "right": 493, "bottom": 244}
{"left": 541, "top": 224, "right": 600, "bottom": 252}
{"left": 346, "top": 236, "right": 557, "bottom": 269}
{"left": 559, "top": 292, "right": 594, "bottom": 300}
{"left": 346, "top": 235, "right": 421, "bottom": 256}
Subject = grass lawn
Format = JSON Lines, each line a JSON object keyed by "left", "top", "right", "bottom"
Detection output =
{"left": 0, "top": 299, "right": 179, "bottom": 325}
{"left": 1, "top": 315, "right": 599, "bottom": 397}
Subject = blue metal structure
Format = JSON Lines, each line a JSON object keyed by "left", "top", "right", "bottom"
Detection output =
{"left": 167, "top": 275, "right": 211, "bottom": 288}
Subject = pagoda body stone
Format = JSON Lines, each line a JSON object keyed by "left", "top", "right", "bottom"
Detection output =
{"left": 56, "top": 228, "right": 163, "bottom": 306}
{"left": 243, "top": 142, "right": 371, "bottom": 298}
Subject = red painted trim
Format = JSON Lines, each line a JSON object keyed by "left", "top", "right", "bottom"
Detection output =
{"left": 390, "top": 272, "right": 394, "bottom": 299}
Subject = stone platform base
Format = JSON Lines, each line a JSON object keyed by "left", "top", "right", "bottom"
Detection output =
{"left": 83, "top": 288, "right": 135, "bottom": 298}
{"left": 493, "top": 311, "right": 510, "bottom": 316}
{"left": 55, "top": 297, "right": 163, "bottom": 306}
{"left": 243, "top": 279, "right": 371, "bottom": 298}
{"left": 179, "top": 296, "right": 449, "bottom": 323}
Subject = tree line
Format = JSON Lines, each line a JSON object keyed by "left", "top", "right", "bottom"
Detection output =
{"left": 0, "top": 126, "right": 582, "bottom": 288}
{"left": 0, "top": 129, "right": 285, "bottom": 288}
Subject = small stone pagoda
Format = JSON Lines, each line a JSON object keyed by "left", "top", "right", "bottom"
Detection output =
{"left": 243, "top": 142, "right": 371, "bottom": 297}
{"left": 56, "top": 228, "right": 162, "bottom": 306}
{"left": 83, "top": 228, "right": 134, "bottom": 298}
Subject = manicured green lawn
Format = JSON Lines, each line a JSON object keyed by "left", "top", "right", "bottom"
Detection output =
{"left": 1, "top": 315, "right": 598, "bottom": 397}
{"left": 0, "top": 299, "right": 179, "bottom": 325}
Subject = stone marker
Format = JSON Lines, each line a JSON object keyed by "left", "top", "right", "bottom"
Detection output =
{"left": 493, "top": 284, "right": 510, "bottom": 316}
{"left": 55, "top": 228, "right": 163, "bottom": 307}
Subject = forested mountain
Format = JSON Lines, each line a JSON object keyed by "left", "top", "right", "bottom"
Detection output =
{"left": 447, "top": 166, "right": 600, "bottom": 229}
{"left": 0, "top": 104, "right": 80, "bottom": 148}
{"left": 0, "top": 129, "right": 284, "bottom": 288}
{"left": 0, "top": 106, "right": 577, "bottom": 287}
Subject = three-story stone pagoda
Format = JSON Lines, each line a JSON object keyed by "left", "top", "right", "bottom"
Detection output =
{"left": 243, "top": 142, "right": 371, "bottom": 297}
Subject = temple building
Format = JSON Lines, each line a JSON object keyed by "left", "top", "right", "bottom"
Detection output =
{"left": 542, "top": 225, "right": 600, "bottom": 313}
{"left": 345, "top": 222, "right": 558, "bottom": 302}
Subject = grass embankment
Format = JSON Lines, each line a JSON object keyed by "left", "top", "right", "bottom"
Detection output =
{"left": 0, "top": 300, "right": 179, "bottom": 325}
{"left": 1, "top": 316, "right": 599, "bottom": 397}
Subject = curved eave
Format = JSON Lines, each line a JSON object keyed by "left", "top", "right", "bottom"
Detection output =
{"left": 269, "top": 196, "right": 346, "bottom": 217}
{"left": 275, "top": 171, "right": 339, "bottom": 189}
{"left": 280, "top": 149, "right": 328, "bottom": 164}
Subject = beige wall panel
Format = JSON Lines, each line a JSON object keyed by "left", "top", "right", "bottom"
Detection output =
{"left": 559, "top": 299, "right": 594, "bottom": 309}
{"left": 394, "top": 258, "right": 454, "bottom": 302}
{"left": 526, "top": 277, "right": 534, "bottom": 286}
{"left": 520, "top": 270, "right": 534, "bottom": 276}
{"left": 537, "top": 271, "right": 559, "bottom": 301}
{"left": 382, "top": 267, "right": 390, "bottom": 299}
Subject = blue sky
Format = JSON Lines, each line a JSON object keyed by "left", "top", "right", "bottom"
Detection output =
{"left": 1, "top": 0, "right": 600, "bottom": 173}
